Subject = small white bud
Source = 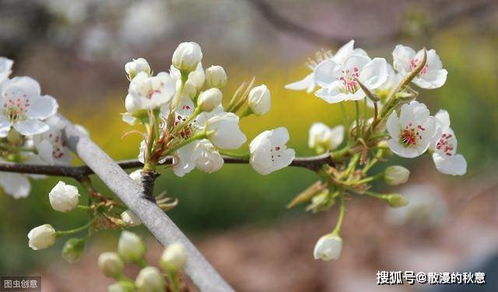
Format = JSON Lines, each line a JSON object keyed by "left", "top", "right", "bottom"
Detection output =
{"left": 135, "top": 266, "right": 165, "bottom": 292}
{"left": 120, "top": 210, "right": 142, "bottom": 226}
{"left": 49, "top": 181, "right": 80, "bottom": 212}
{"left": 62, "top": 238, "right": 85, "bottom": 263}
{"left": 129, "top": 169, "right": 143, "bottom": 185}
{"left": 159, "top": 243, "right": 186, "bottom": 272}
{"left": 28, "top": 224, "right": 56, "bottom": 250}
{"left": 125, "top": 58, "right": 151, "bottom": 79}
{"left": 108, "top": 282, "right": 135, "bottom": 292}
{"left": 98, "top": 252, "right": 124, "bottom": 278}
{"left": 205, "top": 65, "right": 227, "bottom": 88}
{"left": 385, "top": 194, "right": 409, "bottom": 208}
{"left": 248, "top": 84, "right": 271, "bottom": 115}
{"left": 187, "top": 67, "right": 205, "bottom": 90}
{"left": 117, "top": 231, "right": 145, "bottom": 262}
{"left": 385, "top": 166, "right": 410, "bottom": 186}
{"left": 172, "top": 42, "right": 203, "bottom": 72}
{"left": 197, "top": 88, "right": 222, "bottom": 112}
{"left": 313, "top": 233, "right": 342, "bottom": 261}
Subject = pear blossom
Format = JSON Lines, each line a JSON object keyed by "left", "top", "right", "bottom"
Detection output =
{"left": 0, "top": 77, "right": 58, "bottom": 136}
{"left": 196, "top": 107, "right": 247, "bottom": 149}
{"left": 48, "top": 181, "right": 80, "bottom": 212}
{"left": 125, "top": 71, "right": 175, "bottom": 112}
{"left": 313, "top": 233, "right": 343, "bottom": 261}
{"left": 314, "top": 54, "right": 389, "bottom": 103}
{"left": 249, "top": 127, "right": 295, "bottom": 175}
{"left": 172, "top": 42, "right": 203, "bottom": 72}
{"left": 117, "top": 231, "right": 145, "bottom": 262}
{"left": 135, "top": 266, "right": 164, "bottom": 292}
{"left": 98, "top": 252, "right": 124, "bottom": 278}
{"left": 125, "top": 58, "right": 151, "bottom": 79}
{"left": 430, "top": 110, "right": 467, "bottom": 175}
{"left": 173, "top": 139, "right": 224, "bottom": 177}
{"left": 197, "top": 88, "right": 222, "bottom": 112}
{"left": 386, "top": 101, "right": 436, "bottom": 158}
{"left": 28, "top": 224, "right": 56, "bottom": 250}
{"left": 205, "top": 65, "right": 227, "bottom": 88}
{"left": 285, "top": 40, "right": 366, "bottom": 93}
{"left": 0, "top": 57, "right": 13, "bottom": 83}
{"left": 160, "top": 243, "right": 186, "bottom": 272}
{"left": 0, "top": 171, "right": 31, "bottom": 198}
{"left": 248, "top": 84, "right": 271, "bottom": 115}
{"left": 393, "top": 45, "right": 447, "bottom": 89}
{"left": 308, "top": 123, "right": 344, "bottom": 152}
{"left": 169, "top": 63, "right": 205, "bottom": 99}
{"left": 384, "top": 165, "right": 410, "bottom": 185}
{"left": 33, "top": 125, "right": 72, "bottom": 165}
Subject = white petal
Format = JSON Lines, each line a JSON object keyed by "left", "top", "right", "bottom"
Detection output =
{"left": 285, "top": 73, "right": 315, "bottom": 93}
{"left": 387, "top": 139, "right": 425, "bottom": 158}
{"left": 386, "top": 111, "right": 401, "bottom": 138}
{"left": 2, "top": 76, "right": 41, "bottom": 97}
{"left": 313, "top": 59, "right": 340, "bottom": 87}
{"left": 172, "top": 142, "right": 198, "bottom": 177}
{"left": 35, "top": 139, "right": 55, "bottom": 165}
{"left": 392, "top": 45, "right": 416, "bottom": 74}
{"left": 14, "top": 119, "right": 49, "bottom": 136}
{"left": 359, "top": 58, "right": 389, "bottom": 89}
{"left": 27, "top": 95, "right": 58, "bottom": 119}
{"left": 435, "top": 109, "right": 451, "bottom": 129}
{"left": 0, "top": 115, "right": 11, "bottom": 137}
{"left": 314, "top": 83, "right": 349, "bottom": 104}
{"left": 0, "top": 173, "right": 31, "bottom": 198}
{"left": 432, "top": 153, "right": 467, "bottom": 176}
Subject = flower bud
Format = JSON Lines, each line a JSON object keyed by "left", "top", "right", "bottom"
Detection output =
{"left": 135, "top": 266, "right": 165, "bottom": 292}
{"left": 186, "top": 67, "right": 205, "bottom": 90}
{"left": 108, "top": 282, "right": 135, "bottom": 292}
{"left": 28, "top": 224, "right": 56, "bottom": 250}
{"left": 313, "top": 233, "right": 342, "bottom": 261}
{"left": 197, "top": 88, "right": 222, "bottom": 112}
{"left": 49, "top": 181, "right": 80, "bottom": 212}
{"left": 385, "top": 194, "right": 409, "bottom": 208}
{"left": 125, "top": 58, "right": 151, "bottom": 79}
{"left": 384, "top": 166, "right": 410, "bottom": 186}
{"left": 248, "top": 84, "right": 271, "bottom": 115}
{"left": 98, "top": 252, "right": 124, "bottom": 278}
{"left": 172, "top": 42, "right": 203, "bottom": 72}
{"left": 117, "top": 231, "right": 145, "bottom": 262}
{"left": 205, "top": 65, "right": 227, "bottom": 88}
{"left": 159, "top": 243, "right": 186, "bottom": 272}
{"left": 62, "top": 238, "right": 85, "bottom": 263}
{"left": 121, "top": 210, "right": 142, "bottom": 227}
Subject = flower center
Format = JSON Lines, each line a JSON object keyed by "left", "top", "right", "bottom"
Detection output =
{"left": 435, "top": 133, "right": 455, "bottom": 156}
{"left": 3, "top": 94, "right": 31, "bottom": 122}
{"left": 410, "top": 58, "right": 428, "bottom": 75}
{"left": 399, "top": 122, "right": 425, "bottom": 147}
{"left": 48, "top": 133, "right": 66, "bottom": 159}
{"left": 339, "top": 67, "right": 360, "bottom": 93}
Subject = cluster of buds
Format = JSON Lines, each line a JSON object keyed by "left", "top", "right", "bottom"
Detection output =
{"left": 286, "top": 40, "right": 467, "bottom": 261}
{"left": 122, "top": 41, "right": 295, "bottom": 188}
{"left": 98, "top": 231, "right": 187, "bottom": 292}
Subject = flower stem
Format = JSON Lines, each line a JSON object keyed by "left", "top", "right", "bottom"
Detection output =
{"left": 56, "top": 219, "right": 95, "bottom": 237}
{"left": 164, "top": 131, "right": 208, "bottom": 155}
{"left": 168, "top": 270, "right": 181, "bottom": 292}
{"left": 332, "top": 193, "right": 346, "bottom": 235}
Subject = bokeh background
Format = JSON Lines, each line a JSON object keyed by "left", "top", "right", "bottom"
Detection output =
{"left": 0, "top": 0, "right": 497, "bottom": 291}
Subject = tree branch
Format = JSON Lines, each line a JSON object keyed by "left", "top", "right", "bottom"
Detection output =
{"left": 0, "top": 153, "right": 334, "bottom": 178}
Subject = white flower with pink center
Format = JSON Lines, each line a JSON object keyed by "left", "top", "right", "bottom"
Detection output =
{"left": 392, "top": 45, "right": 447, "bottom": 89}
{"left": 249, "top": 127, "right": 295, "bottom": 175}
{"left": 0, "top": 57, "right": 13, "bottom": 83}
{"left": 430, "top": 110, "right": 467, "bottom": 176}
{"left": 125, "top": 71, "right": 175, "bottom": 112}
{"left": 173, "top": 139, "right": 223, "bottom": 177}
{"left": 0, "top": 76, "right": 58, "bottom": 137}
{"left": 313, "top": 53, "right": 389, "bottom": 103}
{"left": 34, "top": 125, "right": 72, "bottom": 166}
{"left": 386, "top": 101, "right": 436, "bottom": 158}
{"left": 285, "top": 40, "right": 367, "bottom": 93}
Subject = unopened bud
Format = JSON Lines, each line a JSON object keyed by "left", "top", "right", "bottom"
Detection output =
{"left": 28, "top": 224, "right": 56, "bottom": 250}
{"left": 117, "top": 231, "right": 145, "bottom": 262}
{"left": 385, "top": 166, "right": 410, "bottom": 186}
{"left": 135, "top": 266, "right": 164, "bottom": 292}
{"left": 248, "top": 84, "right": 271, "bottom": 115}
{"left": 159, "top": 243, "right": 186, "bottom": 272}
{"left": 125, "top": 58, "right": 151, "bottom": 79}
{"left": 198, "top": 88, "right": 222, "bottom": 112}
{"left": 62, "top": 238, "right": 85, "bottom": 263}
{"left": 313, "top": 233, "right": 342, "bottom": 261}
{"left": 385, "top": 194, "right": 409, "bottom": 208}
{"left": 120, "top": 210, "right": 142, "bottom": 227}
{"left": 98, "top": 252, "right": 124, "bottom": 278}
{"left": 205, "top": 65, "right": 227, "bottom": 88}
{"left": 172, "top": 42, "right": 203, "bottom": 72}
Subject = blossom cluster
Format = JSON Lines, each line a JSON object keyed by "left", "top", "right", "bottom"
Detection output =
{"left": 122, "top": 42, "right": 295, "bottom": 177}
{"left": 0, "top": 57, "right": 79, "bottom": 198}
{"left": 286, "top": 40, "right": 466, "bottom": 261}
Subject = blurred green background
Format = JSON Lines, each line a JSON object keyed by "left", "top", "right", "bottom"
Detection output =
{"left": 0, "top": 0, "right": 496, "bottom": 281}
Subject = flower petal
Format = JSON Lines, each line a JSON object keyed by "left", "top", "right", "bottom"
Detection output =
{"left": 0, "top": 172, "right": 31, "bottom": 198}
{"left": 27, "top": 95, "right": 58, "bottom": 119}
{"left": 285, "top": 73, "right": 315, "bottom": 93}
{"left": 432, "top": 153, "right": 467, "bottom": 176}
{"left": 14, "top": 119, "right": 49, "bottom": 135}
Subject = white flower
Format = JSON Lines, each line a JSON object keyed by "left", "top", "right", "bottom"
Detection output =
{"left": 33, "top": 126, "right": 72, "bottom": 165}
{"left": 197, "top": 88, "right": 222, "bottom": 112}
{"left": 430, "top": 110, "right": 467, "bottom": 175}
{"left": 0, "top": 57, "right": 13, "bottom": 83}
{"left": 308, "top": 123, "right": 344, "bottom": 152}
{"left": 0, "top": 77, "right": 58, "bottom": 136}
{"left": 117, "top": 231, "right": 145, "bottom": 262}
{"left": 172, "top": 42, "right": 203, "bottom": 71}
{"left": 173, "top": 139, "right": 224, "bottom": 177}
{"left": 249, "top": 127, "right": 295, "bottom": 175}
{"left": 248, "top": 84, "right": 271, "bottom": 115}
{"left": 392, "top": 45, "right": 447, "bottom": 89}
{"left": 0, "top": 171, "right": 31, "bottom": 198}
{"left": 49, "top": 181, "right": 80, "bottom": 212}
{"left": 198, "top": 108, "right": 247, "bottom": 149}
{"left": 125, "top": 71, "right": 175, "bottom": 112}
{"left": 384, "top": 165, "right": 410, "bottom": 186}
{"left": 314, "top": 54, "right": 389, "bottom": 103}
{"left": 98, "top": 252, "right": 124, "bottom": 278}
{"left": 28, "top": 224, "right": 56, "bottom": 250}
{"left": 205, "top": 65, "right": 227, "bottom": 88}
{"left": 121, "top": 210, "right": 142, "bottom": 226}
{"left": 135, "top": 267, "right": 164, "bottom": 292}
{"left": 313, "top": 233, "right": 342, "bottom": 261}
{"left": 160, "top": 243, "right": 186, "bottom": 271}
{"left": 386, "top": 101, "right": 436, "bottom": 158}
{"left": 285, "top": 40, "right": 367, "bottom": 93}
{"left": 125, "top": 58, "right": 151, "bottom": 79}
